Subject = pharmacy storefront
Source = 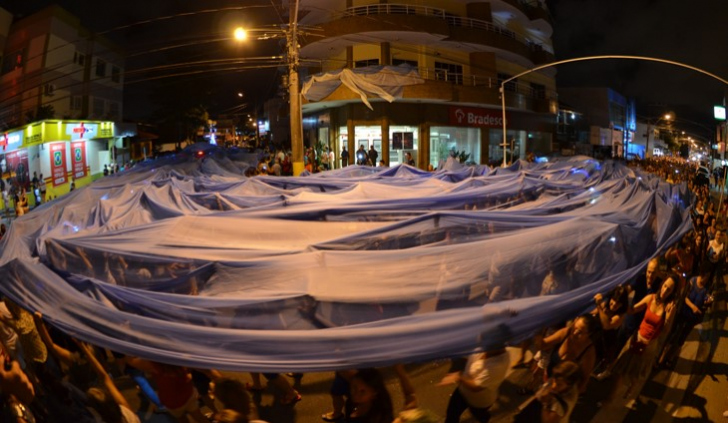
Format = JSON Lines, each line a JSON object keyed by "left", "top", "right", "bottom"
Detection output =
{"left": 1, "top": 120, "right": 121, "bottom": 207}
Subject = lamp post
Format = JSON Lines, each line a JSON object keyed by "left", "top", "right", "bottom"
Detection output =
{"left": 287, "top": 0, "right": 304, "bottom": 176}
{"left": 233, "top": 0, "right": 304, "bottom": 174}
{"left": 644, "top": 113, "right": 672, "bottom": 158}
{"left": 497, "top": 55, "right": 728, "bottom": 167}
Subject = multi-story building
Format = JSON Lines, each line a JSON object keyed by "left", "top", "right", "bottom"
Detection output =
{"left": 558, "top": 87, "right": 636, "bottom": 159}
{"left": 297, "top": 0, "right": 558, "bottom": 168}
{"left": 0, "top": 5, "right": 124, "bottom": 128}
{"left": 0, "top": 7, "right": 11, "bottom": 53}
{"left": 0, "top": 6, "right": 131, "bottom": 205}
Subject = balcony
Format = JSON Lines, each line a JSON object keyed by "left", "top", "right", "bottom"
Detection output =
{"left": 302, "top": 66, "right": 557, "bottom": 115}
{"left": 310, "top": 4, "right": 553, "bottom": 64}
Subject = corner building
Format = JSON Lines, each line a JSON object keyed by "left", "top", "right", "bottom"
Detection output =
{"left": 298, "top": 0, "right": 558, "bottom": 168}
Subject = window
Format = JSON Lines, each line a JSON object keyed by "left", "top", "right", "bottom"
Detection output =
{"left": 93, "top": 98, "right": 105, "bottom": 116}
{"left": 434, "top": 61, "right": 463, "bottom": 85}
{"left": 74, "top": 51, "right": 85, "bottom": 66}
{"left": 111, "top": 66, "right": 121, "bottom": 83}
{"left": 354, "top": 59, "right": 379, "bottom": 68}
{"left": 70, "top": 96, "right": 82, "bottom": 110}
{"left": 393, "top": 59, "right": 417, "bottom": 68}
{"left": 530, "top": 83, "right": 546, "bottom": 99}
{"left": 95, "top": 59, "right": 106, "bottom": 77}
{"left": 2, "top": 49, "right": 26, "bottom": 75}
{"left": 43, "top": 84, "right": 55, "bottom": 97}
{"left": 497, "top": 73, "right": 517, "bottom": 93}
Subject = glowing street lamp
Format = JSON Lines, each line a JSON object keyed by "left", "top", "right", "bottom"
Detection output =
{"left": 645, "top": 113, "right": 672, "bottom": 158}
{"left": 234, "top": 27, "right": 247, "bottom": 41}
{"left": 231, "top": 0, "right": 304, "bottom": 174}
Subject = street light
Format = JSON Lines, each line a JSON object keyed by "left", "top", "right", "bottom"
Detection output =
{"left": 234, "top": 27, "right": 247, "bottom": 41}
{"left": 644, "top": 113, "right": 672, "bottom": 158}
{"left": 497, "top": 55, "right": 728, "bottom": 167}
{"left": 231, "top": 2, "right": 304, "bottom": 174}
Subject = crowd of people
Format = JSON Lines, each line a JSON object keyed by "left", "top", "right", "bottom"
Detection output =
{"left": 0, "top": 156, "right": 726, "bottom": 423}
{"left": 247, "top": 143, "right": 425, "bottom": 177}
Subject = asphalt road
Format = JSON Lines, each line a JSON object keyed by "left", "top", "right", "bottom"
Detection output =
{"left": 120, "top": 283, "right": 728, "bottom": 422}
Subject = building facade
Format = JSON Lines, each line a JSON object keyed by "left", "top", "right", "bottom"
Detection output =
{"left": 296, "top": 0, "right": 558, "bottom": 168}
{"left": 557, "top": 87, "right": 636, "bottom": 159}
{"left": 0, "top": 5, "right": 124, "bottom": 129}
{"left": 0, "top": 119, "right": 128, "bottom": 210}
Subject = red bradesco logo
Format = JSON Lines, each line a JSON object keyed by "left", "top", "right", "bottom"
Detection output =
{"left": 449, "top": 106, "right": 504, "bottom": 127}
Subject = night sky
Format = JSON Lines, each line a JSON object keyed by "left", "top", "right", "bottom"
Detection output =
{"left": 3, "top": 0, "right": 285, "bottom": 120}
{"left": 3, "top": 0, "right": 728, "bottom": 134}
{"left": 546, "top": 0, "right": 728, "bottom": 136}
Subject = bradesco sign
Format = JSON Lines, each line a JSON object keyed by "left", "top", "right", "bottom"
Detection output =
{"left": 449, "top": 106, "right": 505, "bottom": 127}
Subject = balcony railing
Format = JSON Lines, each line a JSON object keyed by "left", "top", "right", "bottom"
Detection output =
{"left": 422, "top": 68, "right": 555, "bottom": 99}
{"left": 338, "top": 4, "right": 553, "bottom": 54}
{"left": 307, "top": 66, "right": 557, "bottom": 101}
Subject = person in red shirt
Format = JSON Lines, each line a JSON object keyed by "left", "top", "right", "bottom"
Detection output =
{"left": 125, "top": 357, "right": 216, "bottom": 423}
{"left": 610, "top": 276, "right": 677, "bottom": 402}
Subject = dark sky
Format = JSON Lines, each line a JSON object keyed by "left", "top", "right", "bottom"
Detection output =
{"left": 4, "top": 0, "right": 728, "bottom": 134}
{"left": 3, "top": 0, "right": 285, "bottom": 120}
{"left": 546, "top": 0, "right": 728, "bottom": 136}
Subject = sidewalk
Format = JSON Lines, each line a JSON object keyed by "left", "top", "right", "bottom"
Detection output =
{"left": 489, "top": 284, "right": 728, "bottom": 423}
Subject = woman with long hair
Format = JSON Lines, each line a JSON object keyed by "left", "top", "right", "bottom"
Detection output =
{"left": 522, "top": 313, "right": 601, "bottom": 395}
{"left": 611, "top": 276, "right": 677, "bottom": 401}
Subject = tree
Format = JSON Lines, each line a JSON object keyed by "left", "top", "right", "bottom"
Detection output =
{"left": 24, "top": 105, "right": 55, "bottom": 123}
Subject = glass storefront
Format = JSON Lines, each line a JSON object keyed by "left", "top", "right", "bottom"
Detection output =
{"left": 429, "top": 127, "right": 480, "bottom": 169}
{"left": 339, "top": 125, "right": 420, "bottom": 167}
{"left": 487, "top": 130, "right": 552, "bottom": 163}
{"left": 488, "top": 129, "right": 526, "bottom": 164}
{"left": 389, "top": 125, "right": 418, "bottom": 166}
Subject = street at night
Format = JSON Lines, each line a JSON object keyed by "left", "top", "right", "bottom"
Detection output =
{"left": 1, "top": 1, "right": 728, "bottom": 423}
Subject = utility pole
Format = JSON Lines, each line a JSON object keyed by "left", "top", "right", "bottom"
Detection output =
{"left": 287, "top": 0, "right": 304, "bottom": 175}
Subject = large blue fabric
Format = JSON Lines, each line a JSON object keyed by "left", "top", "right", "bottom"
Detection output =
{"left": 0, "top": 152, "right": 692, "bottom": 372}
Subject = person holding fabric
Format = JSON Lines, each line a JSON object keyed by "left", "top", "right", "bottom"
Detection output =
{"left": 533, "top": 314, "right": 600, "bottom": 395}
{"left": 658, "top": 265, "right": 712, "bottom": 369}
{"left": 0, "top": 299, "right": 47, "bottom": 370}
{"left": 513, "top": 361, "right": 582, "bottom": 423}
{"left": 438, "top": 346, "right": 510, "bottom": 422}
{"left": 123, "top": 357, "right": 210, "bottom": 423}
{"left": 611, "top": 276, "right": 677, "bottom": 401}
{"left": 616, "top": 258, "right": 661, "bottom": 353}
{"left": 75, "top": 340, "right": 141, "bottom": 423}
{"left": 591, "top": 284, "right": 630, "bottom": 380}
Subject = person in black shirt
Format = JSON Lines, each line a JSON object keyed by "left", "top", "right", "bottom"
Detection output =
{"left": 368, "top": 145, "right": 378, "bottom": 167}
